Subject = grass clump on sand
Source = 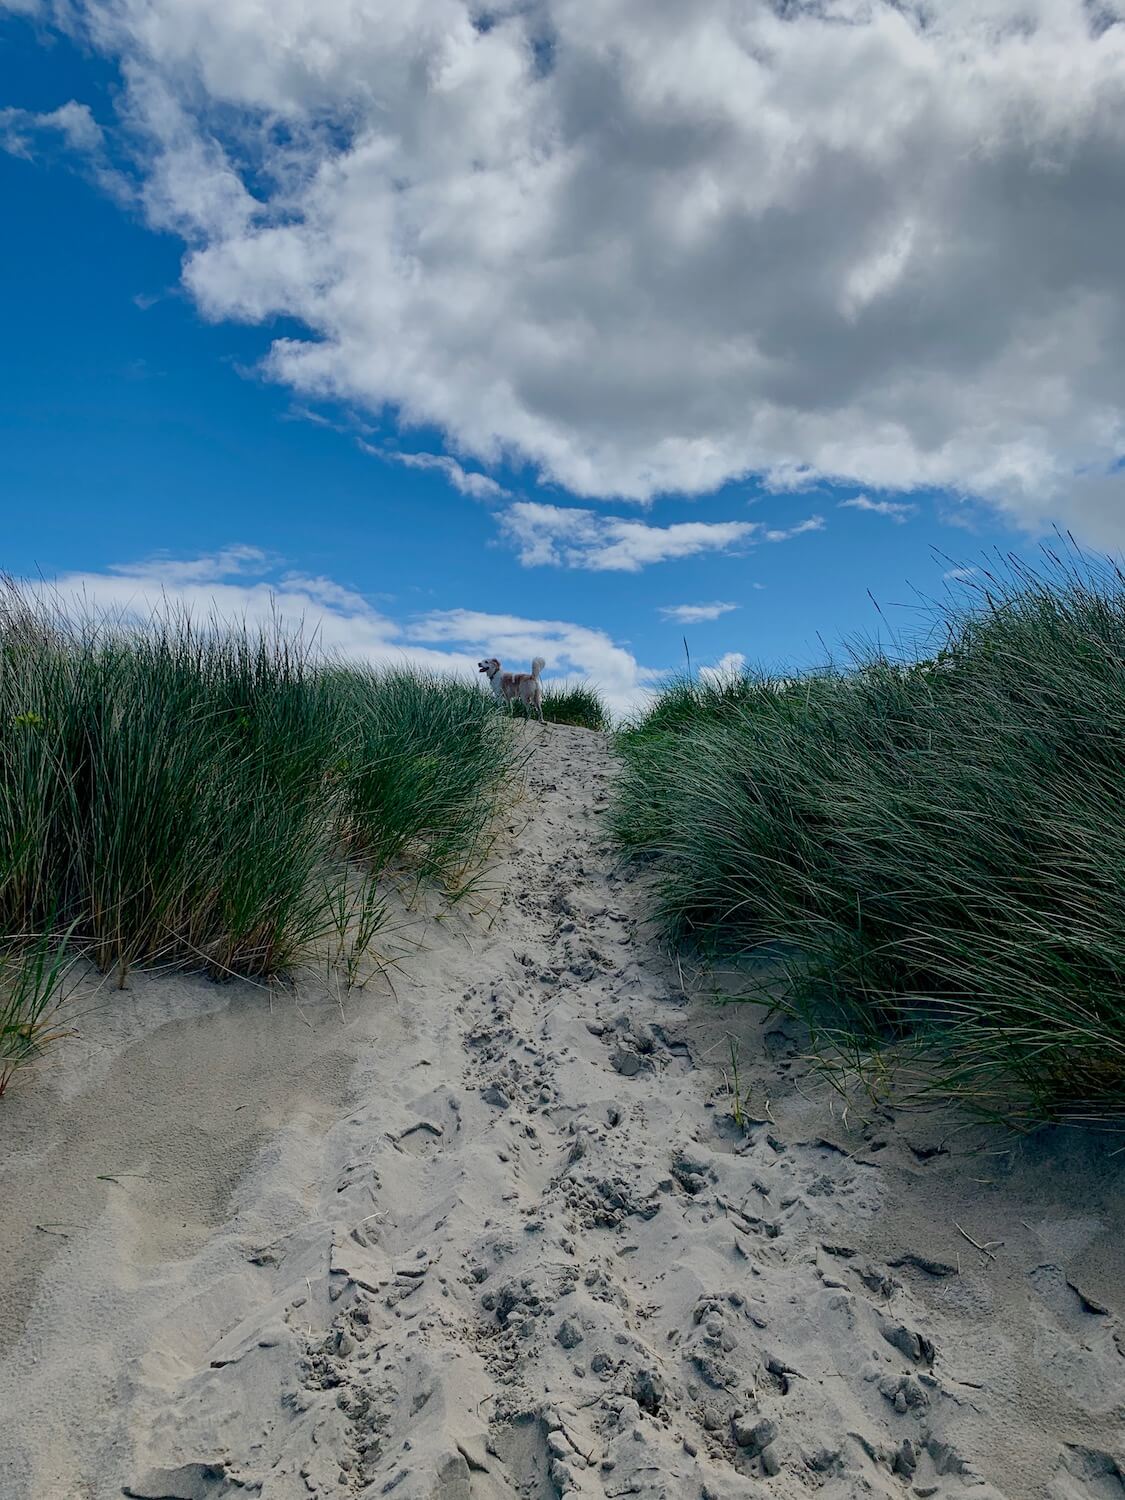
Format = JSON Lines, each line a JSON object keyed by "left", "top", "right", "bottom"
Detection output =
{"left": 0, "top": 931, "right": 75, "bottom": 1097}
{"left": 612, "top": 549, "right": 1125, "bottom": 1124}
{"left": 0, "top": 583, "right": 516, "bottom": 1087}
{"left": 540, "top": 681, "right": 612, "bottom": 730}
{"left": 503, "top": 679, "right": 611, "bottom": 730}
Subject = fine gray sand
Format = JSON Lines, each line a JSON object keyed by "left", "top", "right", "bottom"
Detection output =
{"left": 1, "top": 725, "right": 1122, "bottom": 1500}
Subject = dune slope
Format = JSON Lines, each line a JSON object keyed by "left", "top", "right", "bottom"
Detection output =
{"left": 1, "top": 725, "right": 1122, "bottom": 1500}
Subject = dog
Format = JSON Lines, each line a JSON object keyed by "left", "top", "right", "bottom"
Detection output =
{"left": 478, "top": 656, "right": 546, "bottom": 722}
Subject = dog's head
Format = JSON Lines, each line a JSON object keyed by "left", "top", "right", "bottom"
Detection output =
{"left": 477, "top": 657, "right": 501, "bottom": 678}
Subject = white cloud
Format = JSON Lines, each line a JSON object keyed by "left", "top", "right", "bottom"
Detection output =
{"left": 497, "top": 500, "right": 811, "bottom": 571}
{"left": 25, "top": 0, "right": 1125, "bottom": 540}
{"left": 39, "top": 101, "right": 104, "bottom": 153}
{"left": 700, "top": 651, "right": 747, "bottom": 683}
{"left": 1, "top": 101, "right": 103, "bottom": 158}
{"left": 838, "top": 495, "right": 917, "bottom": 524}
{"left": 21, "top": 548, "right": 659, "bottom": 717}
{"left": 762, "top": 516, "right": 826, "bottom": 543}
{"left": 369, "top": 446, "right": 511, "bottom": 502}
{"left": 410, "top": 608, "right": 662, "bottom": 716}
{"left": 1, "top": 96, "right": 133, "bottom": 203}
{"left": 659, "top": 601, "right": 739, "bottom": 624}
{"left": 107, "top": 543, "right": 274, "bottom": 585}
{"left": 943, "top": 565, "right": 979, "bottom": 582}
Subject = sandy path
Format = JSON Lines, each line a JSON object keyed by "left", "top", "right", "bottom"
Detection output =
{"left": 1, "top": 725, "right": 1122, "bottom": 1500}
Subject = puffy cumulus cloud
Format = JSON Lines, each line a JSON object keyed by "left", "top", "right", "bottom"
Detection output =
{"left": 21, "top": 547, "right": 659, "bottom": 716}
{"left": 410, "top": 608, "right": 663, "bottom": 715}
{"left": 700, "top": 651, "right": 748, "bottom": 683}
{"left": 497, "top": 501, "right": 761, "bottom": 571}
{"left": 34, "top": 0, "right": 1125, "bottom": 537}
{"left": 26, "top": 548, "right": 429, "bottom": 664}
{"left": 838, "top": 495, "right": 917, "bottom": 524}
{"left": 659, "top": 601, "right": 739, "bottom": 624}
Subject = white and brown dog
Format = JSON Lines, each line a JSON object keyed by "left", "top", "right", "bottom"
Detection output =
{"left": 478, "top": 656, "right": 546, "bottom": 721}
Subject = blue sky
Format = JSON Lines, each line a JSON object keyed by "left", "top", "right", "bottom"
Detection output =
{"left": 3, "top": 3, "right": 1123, "bottom": 714}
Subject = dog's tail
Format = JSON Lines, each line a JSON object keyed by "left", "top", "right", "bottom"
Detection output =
{"left": 531, "top": 656, "right": 546, "bottom": 679}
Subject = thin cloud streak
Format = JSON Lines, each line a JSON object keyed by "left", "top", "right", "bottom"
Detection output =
{"left": 367, "top": 445, "right": 511, "bottom": 502}
{"left": 839, "top": 495, "right": 917, "bottom": 524}
{"left": 498, "top": 502, "right": 822, "bottom": 572}
{"left": 659, "top": 602, "right": 740, "bottom": 624}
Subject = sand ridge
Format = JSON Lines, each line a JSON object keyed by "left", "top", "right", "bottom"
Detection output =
{"left": 1, "top": 724, "right": 1122, "bottom": 1499}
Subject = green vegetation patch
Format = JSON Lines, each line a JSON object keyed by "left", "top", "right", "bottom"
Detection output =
{"left": 507, "top": 680, "right": 611, "bottom": 731}
{"left": 0, "top": 584, "right": 517, "bottom": 1090}
{"left": 612, "top": 551, "right": 1125, "bottom": 1124}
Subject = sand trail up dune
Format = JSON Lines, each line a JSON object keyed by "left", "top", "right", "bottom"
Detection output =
{"left": 1, "top": 724, "right": 1122, "bottom": 1500}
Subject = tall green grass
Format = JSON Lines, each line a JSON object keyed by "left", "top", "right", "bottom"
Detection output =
{"left": 0, "top": 584, "right": 516, "bottom": 1087}
{"left": 613, "top": 551, "right": 1125, "bottom": 1123}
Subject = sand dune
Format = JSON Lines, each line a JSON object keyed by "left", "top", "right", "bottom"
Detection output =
{"left": 1, "top": 725, "right": 1122, "bottom": 1499}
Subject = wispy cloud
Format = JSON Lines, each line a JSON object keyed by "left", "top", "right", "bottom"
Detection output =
{"left": 0, "top": 101, "right": 104, "bottom": 159}
{"left": 659, "top": 601, "right": 739, "bottom": 625}
{"left": 107, "top": 545, "right": 275, "bottom": 586}
{"left": 762, "top": 516, "right": 827, "bottom": 542}
{"left": 0, "top": 98, "right": 132, "bottom": 205}
{"left": 498, "top": 502, "right": 820, "bottom": 573}
{"left": 943, "top": 566, "right": 979, "bottom": 582}
{"left": 362, "top": 444, "right": 510, "bottom": 502}
{"left": 838, "top": 495, "right": 917, "bottom": 524}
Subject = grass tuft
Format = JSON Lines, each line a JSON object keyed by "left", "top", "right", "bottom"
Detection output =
{"left": 0, "top": 929, "right": 76, "bottom": 1097}
{"left": 612, "top": 546, "right": 1125, "bottom": 1124}
{"left": 507, "top": 679, "right": 612, "bottom": 730}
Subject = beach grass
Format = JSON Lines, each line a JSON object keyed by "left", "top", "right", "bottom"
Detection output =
{"left": 612, "top": 548, "right": 1125, "bottom": 1123}
{"left": 504, "top": 679, "right": 612, "bottom": 730}
{"left": 0, "top": 929, "right": 76, "bottom": 1097}
{"left": 0, "top": 582, "right": 517, "bottom": 1085}
{"left": 539, "top": 681, "right": 612, "bottom": 730}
